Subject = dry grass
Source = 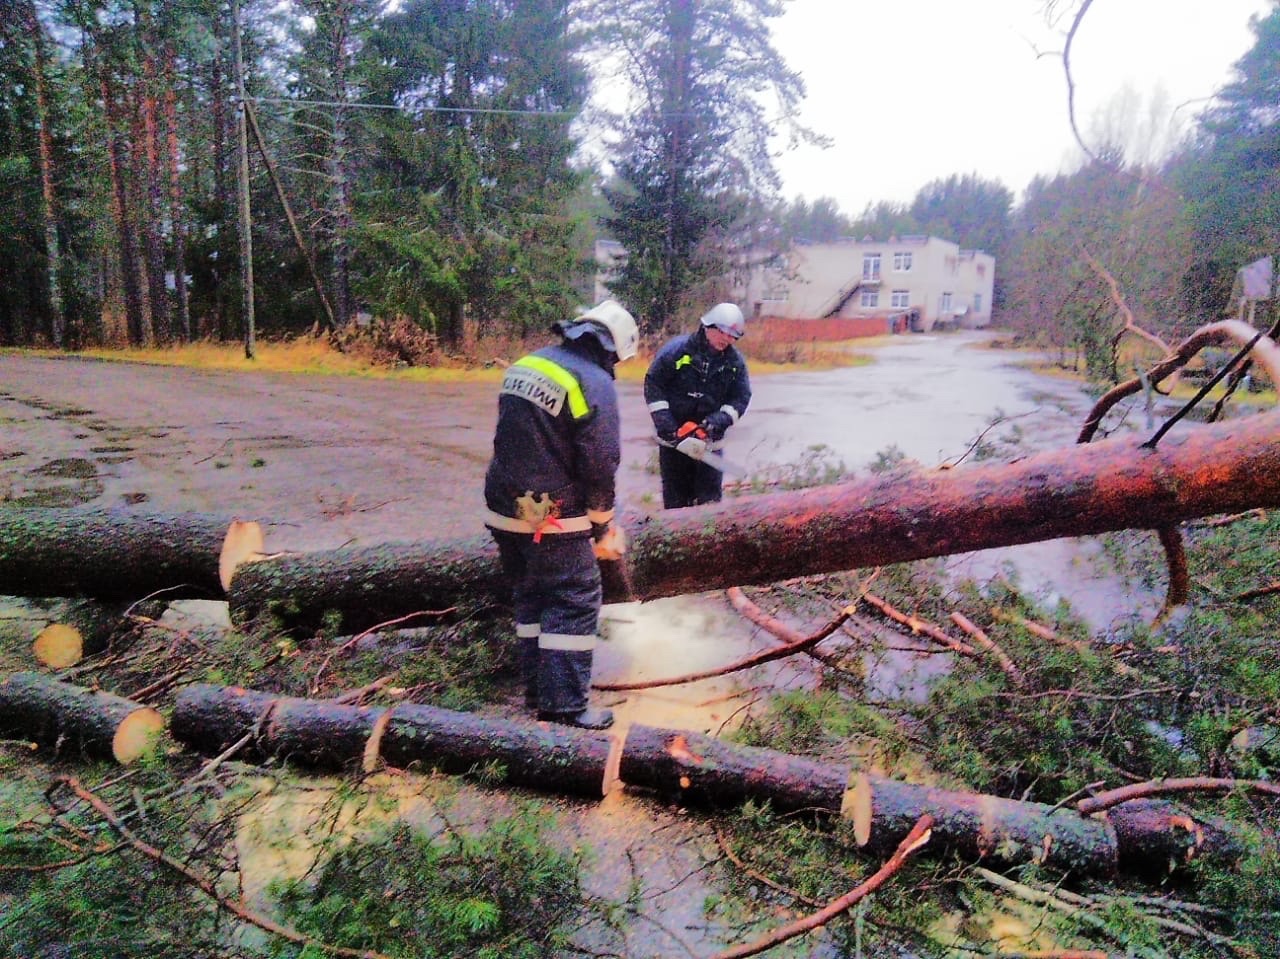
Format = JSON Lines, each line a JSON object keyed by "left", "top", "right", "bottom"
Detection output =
{"left": 9, "top": 330, "right": 877, "bottom": 382}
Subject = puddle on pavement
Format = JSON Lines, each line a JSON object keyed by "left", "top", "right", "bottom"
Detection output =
{"left": 32, "top": 457, "right": 97, "bottom": 478}
{"left": 596, "top": 593, "right": 811, "bottom": 737}
{"left": 5, "top": 456, "right": 104, "bottom": 507}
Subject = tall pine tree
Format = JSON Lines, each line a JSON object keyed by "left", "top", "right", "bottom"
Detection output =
{"left": 583, "top": 0, "right": 820, "bottom": 333}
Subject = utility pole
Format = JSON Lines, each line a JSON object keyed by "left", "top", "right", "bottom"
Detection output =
{"left": 231, "top": 0, "right": 255, "bottom": 359}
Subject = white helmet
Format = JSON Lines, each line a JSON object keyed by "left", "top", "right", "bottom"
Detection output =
{"left": 700, "top": 302, "right": 745, "bottom": 339}
{"left": 562, "top": 299, "right": 639, "bottom": 360}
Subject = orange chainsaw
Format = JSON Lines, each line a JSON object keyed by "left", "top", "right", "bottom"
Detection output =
{"left": 672, "top": 421, "right": 746, "bottom": 477}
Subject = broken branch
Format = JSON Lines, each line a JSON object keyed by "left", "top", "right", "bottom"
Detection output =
{"left": 1077, "top": 777, "right": 1280, "bottom": 816}
{"left": 949, "top": 611, "right": 1026, "bottom": 685}
{"left": 709, "top": 815, "right": 932, "bottom": 959}
{"left": 593, "top": 604, "right": 855, "bottom": 692}
{"left": 56, "top": 777, "right": 393, "bottom": 959}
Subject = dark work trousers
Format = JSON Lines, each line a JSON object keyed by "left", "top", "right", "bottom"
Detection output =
{"left": 490, "top": 529, "right": 602, "bottom": 715}
{"left": 658, "top": 445, "right": 724, "bottom": 509}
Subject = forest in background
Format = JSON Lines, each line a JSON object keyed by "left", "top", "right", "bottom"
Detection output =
{"left": 1, "top": 0, "right": 1279, "bottom": 376}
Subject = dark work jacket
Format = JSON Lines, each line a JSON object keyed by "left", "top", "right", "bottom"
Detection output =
{"left": 644, "top": 327, "right": 752, "bottom": 441}
{"left": 483, "top": 340, "right": 621, "bottom": 535}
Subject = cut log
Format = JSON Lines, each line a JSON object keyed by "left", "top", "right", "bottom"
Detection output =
{"left": 15, "top": 596, "right": 169, "bottom": 667}
{"left": 619, "top": 724, "right": 1242, "bottom": 877}
{"left": 618, "top": 723, "right": 849, "bottom": 813}
{"left": 228, "top": 410, "right": 1280, "bottom": 635}
{"left": 164, "top": 687, "right": 1244, "bottom": 878}
{"left": 0, "top": 672, "right": 164, "bottom": 764}
{"left": 170, "top": 683, "right": 616, "bottom": 798}
{"left": 0, "top": 508, "right": 236, "bottom": 601}
{"left": 844, "top": 771, "right": 1117, "bottom": 876}
{"left": 229, "top": 535, "right": 504, "bottom": 633}
{"left": 2, "top": 597, "right": 131, "bottom": 664}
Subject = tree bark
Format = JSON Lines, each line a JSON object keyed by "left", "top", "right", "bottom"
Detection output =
{"left": 0, "top": 508, "right": 235, "bottom": 601}
{"left": 164, "top": 688, "right": 1240, "bottom": 877}
{"left": 619, "top": 722, "right": 849, "bottom": 812}
{"left": 0, "top": 672, "right": 164, "bottom": 764}
{"left": 210, "top": 13, "right": 231, "bottom": 340}
{"left": 163, "top": 33, "right": 191, "bottom": 341}
{"left": 20, "top": 0, "right": 64, "bottom": 346}
{"left": 171, "top": 683, "right": 617, "bottom": 798}
{"left": 137, "top": 0, "right": 170, "bottom": 342}
{"left": 621, "top": 724, "right": 1239, "bottom": 876}
{"left": 229, "top": 410, "right": 1280, "bottom": 634}
{"left": 96, "top": 56, "right": 147, "bottom": 345}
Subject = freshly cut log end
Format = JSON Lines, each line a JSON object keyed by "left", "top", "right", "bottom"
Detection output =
{"left": 362, "top": 707, "right": 395, "bottom": 773}
{"left": 842, "top": 771, "right": 873, "bottom": 847}
{"left": 112, "top": 707, "right": 165, "bottom": 764}
{"left": 603, "top": 733, "right": 624, "bottom": 797}
{"left": 0, "top": 672, "right": 165, "bottom": 766}
{"left": 33, "top": 623, "right": 83, "bottom": 668}
{"left": 219, "top": 520, "right": 266, "bottom": 593}
{"left": 21, "top": 597, "right": 162, "bottom": 668}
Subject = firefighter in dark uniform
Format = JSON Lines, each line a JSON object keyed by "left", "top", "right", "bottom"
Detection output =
{"left": 483, "top": 300, "right": 638, "bottom": 730}
{"left": 644, "top": 303, "right": 752, "bottom": 509}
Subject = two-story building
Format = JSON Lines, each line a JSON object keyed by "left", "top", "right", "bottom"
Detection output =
{"left": 741, "top": 235, "right": 995, "bottom": 333}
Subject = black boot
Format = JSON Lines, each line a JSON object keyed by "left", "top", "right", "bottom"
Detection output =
{"left": 537, "top": 707, "right": 614, "bottom": 730}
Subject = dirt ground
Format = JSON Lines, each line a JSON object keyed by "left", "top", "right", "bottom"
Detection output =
{"left": 0, "top": 333, "right": 1166, "bottom": 956}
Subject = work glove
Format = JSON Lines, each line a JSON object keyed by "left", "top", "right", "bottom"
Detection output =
{"left": 700, "top": 411, "right": 734, "bottom": 441}
{"left": 651, "top": 409, "right": 678, "bottom": 445}
{"left": 592, "top": 524, "right": 627, "bottom": 561}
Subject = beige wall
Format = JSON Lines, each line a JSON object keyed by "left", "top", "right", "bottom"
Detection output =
{"left": 741, "top": 236, "right": 995, "bottom": 332}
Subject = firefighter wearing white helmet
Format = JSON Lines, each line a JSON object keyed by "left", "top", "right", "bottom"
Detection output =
{"left": 482, "top": 299, "right": 637, "bottom": 730}
{"left": 644, "top": 302, "right": 752, "bottom": 509}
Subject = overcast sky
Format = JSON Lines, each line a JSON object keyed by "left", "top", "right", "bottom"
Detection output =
{"left": 769, "top": 0, "right": 1272, "bottom": 215}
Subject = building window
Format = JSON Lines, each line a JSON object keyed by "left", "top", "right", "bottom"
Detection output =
{"left": 860, "top": 290, "right": 879, "bottom": 308}
{"left": 973, "top": 293, "right": 983, "bottom": 314}
{"left": 893, "top": 251, "right": 912, "bottom": 272}
{"left": 940, "top": 292, "right": 952, "bottom": 313}
{"left": 862, "top": 254, "right": 881, "bottom": 281}
{"left": 891, "top": 290, "right": 909, "bottom": 308}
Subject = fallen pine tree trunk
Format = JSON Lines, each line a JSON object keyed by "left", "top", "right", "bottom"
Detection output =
{"left": 0, "top": 508, "right": 246, "bottom": 602}
{"left": 0, "top": 672, "right": 164, "bottom": 764}
{"left": 621, "top": 725, "right": 1243, "bottom": 877}
{"left": 228, "top": 409, "right": 1280, "bottom": 634}
{"left": 170, "top": 683, "right": 617, "bottom": 798}
{"left": 165, "top": 683, "right": 1245, "bottom": 877}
